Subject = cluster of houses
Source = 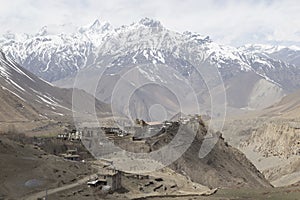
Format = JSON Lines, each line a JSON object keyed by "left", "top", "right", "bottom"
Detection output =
{"left": 57, "top": 115, "right": 203, "bottom": 143}
{"left": 54, "top": 115, "right": 205, "bottom": 194}
{"left": 178, "top": 114, "right": 204, "bottom": 124}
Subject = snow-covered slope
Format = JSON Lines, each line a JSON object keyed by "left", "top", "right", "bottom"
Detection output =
{"left": 0, "top": 50, "right": 66, "bottom": 117}
{"left": 0, "top": 50, "right": 110, "bottom": 123}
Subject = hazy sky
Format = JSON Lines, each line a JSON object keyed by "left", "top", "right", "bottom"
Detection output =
{"left": 0, "top": 0, "right": 299, "bottom": 46}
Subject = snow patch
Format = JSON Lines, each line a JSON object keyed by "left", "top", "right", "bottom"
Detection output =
{"left": 10, "top": 80, "right": 25, "bottom": 91}
{"left": 137, "top": 66, "right": 155, "bottom": 82}
{"left": 37, "top": 95, "right": 60, "bottom": 107}
{"left": 51, "top": 111, "right": 64, "bottom": 116}
{"left": 173, "top": 73, "right": 184, "bottom": 81}
{"left": 0, "top": 63, "right": 10, "bottom": 78}
{"left": 143, "top": 50, "right": 149, "bottom": 60}
{"left": 1, "top": 86, "right": 26, "bottom": 101}
{"left": 6, "top": 57, "right": 35, "bottom": 81}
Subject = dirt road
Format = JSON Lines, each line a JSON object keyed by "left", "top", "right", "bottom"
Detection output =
{"left": 24, "top": 174, "right": 97, "bottom": 200}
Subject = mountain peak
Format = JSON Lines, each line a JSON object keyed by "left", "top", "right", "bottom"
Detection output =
{"left": 240, "top": 44, "right": 286, "bottom": 54}
{"left": 79, "top": 19, "right": 112, "bottom": 34}
{"left": 2, "top": 31, "right": 16, "bottom": 40}
{"left": 90, "top": 19, "right": 101, "bottom": 29}
{"left": 36, "top": 26, "right": 48, "bottom": 36}
{"left": 0, "top": 50, "right": 7, "bottom": 61}
{"left": 139, "top": 17, "right": 162, "bottom": 28}
{"left": 183, "top": 31, "right": 212, "bottom": 43}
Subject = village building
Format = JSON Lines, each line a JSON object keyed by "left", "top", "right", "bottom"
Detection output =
{"left": 69, "top": 131, "right": 81, "bottom": 140}
{"left": 124, "top": 126, "right": 142, "bottom": 135}
{"left": 57, "top": 129, "right": 82, "bottom": 141}
{"left": 57, "top": 133, "right": 68, "bottom": 140}
{"left": 62, "top": 154, "right": 80, "bottom": 161}
{"left": 99, "top": 170, "right": 122, "bottom": 191}
{"left": 88, "top": 160, "right": 122, "bottom": 191}
{"left": 60, "top": 149, "right": 81, "bottom": 161}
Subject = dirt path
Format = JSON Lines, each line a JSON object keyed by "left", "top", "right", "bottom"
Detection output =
{"left": 24, "top": 173, "right": 97, "bottom": 200}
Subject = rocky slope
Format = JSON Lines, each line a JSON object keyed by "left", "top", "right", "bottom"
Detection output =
{"left": 222, "top": 120, "right": 300, "bottom": 187}
{"left": 163, "top": 121, "right": 272, "bottom": 188}
{"left": 222, "top": 90, "right": 300, "bottom": 187}
{"left": 0, "top": 83, "right": 40, "bottom": 122}
{"left": 0, "top": 51, "right": 110, "bottom": 134}
{"left": 240, "top": 121, "right": 300, "bottom": 158}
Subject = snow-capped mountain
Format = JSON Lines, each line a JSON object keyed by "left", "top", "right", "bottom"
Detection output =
{"left": 0, "top": 18, "right": 298, "bottom": 85}
{"left": 1, "top": 18, "right": 300, "bottom": 118}
{"left": 56, "top": 18, "right": 296, "bottom": 118}
{"left": 240, "top": 44, "right": 300, "bottom": 70}
{"left": 0, "top": 20, "right": 112, "bottom": 82}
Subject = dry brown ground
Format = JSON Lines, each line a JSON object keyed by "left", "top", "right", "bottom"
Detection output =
{"left": 0, "top": 136, "right": 96, "bottom": 200}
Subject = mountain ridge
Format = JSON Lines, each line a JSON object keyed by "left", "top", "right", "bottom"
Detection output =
{"left": 1, "top": 18, "right": 300, "bottom": 118}
{"left": 1, "top": 18, "right": 298, "bottom": 84}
